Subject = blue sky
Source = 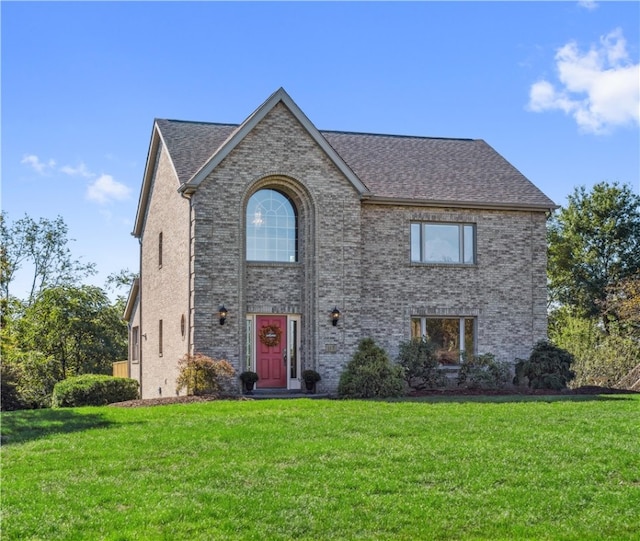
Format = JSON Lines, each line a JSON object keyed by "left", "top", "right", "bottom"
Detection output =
{"left": 2, "top": 1, "right": 639, "bottom": 299}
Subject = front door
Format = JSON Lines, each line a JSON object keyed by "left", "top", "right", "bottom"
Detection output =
{"left": 256, "top": 315, "right": 287, "bottom": 388}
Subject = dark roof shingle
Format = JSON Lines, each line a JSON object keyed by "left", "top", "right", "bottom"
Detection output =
{"left": 155, "top": 119, "right": 555, "bottom": 209}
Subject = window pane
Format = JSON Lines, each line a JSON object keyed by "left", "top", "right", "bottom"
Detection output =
{"left": 410, "top": 224, "right": 421, "bottom": 261}
{"left": 424, "top": 224, "right": 460, "bottom": 263}
{"left": 426, "top": 318, "right": 460, "bottom": 364}
{"left": 464, "top": 318, "right": 475, "bottom": 356}
{"left": 246, "top": 319, "right": 253, "bottom": 370}
{"left": 246, "top": 189, "right": 297, "bottom": 262}
{"left": 411, "top": 318, "right": 422, "bottom": 338}
{"left": 464, "top": 225, "right": 475, "bottom": 264}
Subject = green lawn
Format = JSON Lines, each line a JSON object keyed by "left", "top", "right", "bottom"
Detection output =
{"left": 2, "top": 395, "right": 639, "bottom": 540}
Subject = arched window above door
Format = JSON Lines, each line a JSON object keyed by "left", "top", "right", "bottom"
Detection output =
{"left": 246, "top": 189, "right": 297, "bottom": 262}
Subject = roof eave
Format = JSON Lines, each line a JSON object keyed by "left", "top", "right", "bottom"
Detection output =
{"left": 132, "top": 122, "right": 180, "bottom": 237}
{"left": 123, "top": 278, "right": 140, "bottom": 322}
{"left": 361, "top": 195, "right": 558, "bottom": 212}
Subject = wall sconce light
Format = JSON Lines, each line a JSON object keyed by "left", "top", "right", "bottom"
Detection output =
{"left": 219, "top": 305, "right": 228, "bottom": 326}
{"left": 331, "top": 307, "right": 341, "bottom": 327}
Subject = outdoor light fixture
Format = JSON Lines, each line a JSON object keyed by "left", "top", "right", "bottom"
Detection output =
{"left": 331, "top": 307, "right": 341, "bottom": 327}
{"left": 219, "top": 305, "right": 228, "bottom": 326}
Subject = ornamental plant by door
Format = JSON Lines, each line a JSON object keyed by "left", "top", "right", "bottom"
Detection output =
{"left": 239, "top": 371, "right": 259, "bottom": 394}
{"left": 302, "top": 370, "right": 321, "bottom": 393}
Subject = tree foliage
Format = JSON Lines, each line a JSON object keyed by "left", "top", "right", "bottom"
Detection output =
{"left": 550, "top": 308, "right": 640, "bottom": 389}
{"left": 548, "top": 182, "right": 640, "bottom": 319}
{"left": 0, "top": 212, "right": 96, "bottom": 303}
{"left": 3, "top": 285, "right": 128, "bottom": 407}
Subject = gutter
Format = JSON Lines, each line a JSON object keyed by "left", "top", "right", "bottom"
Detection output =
{"left": 360, "top": 195, "right": 558, "bottom": 213}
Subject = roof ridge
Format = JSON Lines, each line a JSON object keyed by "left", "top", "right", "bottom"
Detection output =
{"left": 157, "top": 118, "right": 240, "bottom": 127}
{"left": 321, "top": 129, "right": 476, "bottom": 142}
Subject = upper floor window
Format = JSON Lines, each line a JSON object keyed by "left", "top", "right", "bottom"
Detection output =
{"left": 158, "top": 232, "right": 163, "bottom": 268}
{"left": 411, "top": 223, "right": 475, "bottom": 264}
{"left": 246, "top": 189, "right": 297, "bottom": 262}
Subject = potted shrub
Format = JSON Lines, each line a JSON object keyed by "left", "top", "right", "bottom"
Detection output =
{"left": 239, "top": 371, "right": 259, "bottom": 394}
{"left": 302, "top": 369, "right": 321, "bottom": 393}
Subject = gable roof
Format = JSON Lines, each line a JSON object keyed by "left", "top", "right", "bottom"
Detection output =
{"left": 177, "top": 88, "right": 369, "bottom": 196}
{"left": 133, "top": 89, "right": 555, "bottom": 236}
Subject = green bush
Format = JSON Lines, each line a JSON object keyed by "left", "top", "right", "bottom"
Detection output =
{"left": 397, "top": 337, "right": 446, "bottom": 390}
{"left": 176, "top": 353, "right": 236, "bottom": 396}
{"left": 338, "top": 338, "right": 404, "bottom": 399}
{"left": 458, "top": 353, "right": 510, "bottom": 390}
{"left": 52, "top": 375, "right": 139, "bottom": 407}
{"left": 514, "top": 341, "right": 575, "bottom": 390}
{"left": 1, "top": 362, "right": 24, "bottom": 411}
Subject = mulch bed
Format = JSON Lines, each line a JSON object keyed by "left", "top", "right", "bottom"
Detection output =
{"left": 110, "top": 386, "right": 637, "bottom": 408}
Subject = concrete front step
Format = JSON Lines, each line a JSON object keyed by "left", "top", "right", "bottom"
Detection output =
{"left": 245, "top": 389, "right": 330, "bottom": 399}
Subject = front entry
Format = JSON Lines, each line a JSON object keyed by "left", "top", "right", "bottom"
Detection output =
{"left": 256, "top": 315, "right": 287, "bottom": 388}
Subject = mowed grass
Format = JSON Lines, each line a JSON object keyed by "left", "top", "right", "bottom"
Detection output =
{"left": 2, "top": 395, "right": 639, "bottom": 540}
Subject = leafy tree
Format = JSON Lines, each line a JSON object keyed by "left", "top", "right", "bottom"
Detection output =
{"left": 548, "top": 182, "right": 640, "bottom": 320}
{"left": 550, "top": 308, "right": 640, "bottom": 389}
{"left": 0, "top": 212, "right": 95, "bottom": 304}
{"left": 16, "top": 285, "right": 127, "bottom": 380}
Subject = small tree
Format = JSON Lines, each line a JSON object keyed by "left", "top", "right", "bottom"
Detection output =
{"left": 176, "top": 353, "right": 236, "bottom": 396}
{"left": 514, "top": 341, "right": 575, "bottom": 390}
{"left": 397, "top": 337, "right": 445, "bottom": 390}
{"left": 338, "top": 338, "right": 404, "bottom": 399}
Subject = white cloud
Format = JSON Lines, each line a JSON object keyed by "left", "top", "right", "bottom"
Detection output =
{"left": 21, "top": 154, "right": 56, "bottom": 174}
{"left": 578, "top": 0, "right": 598, "bottom": 11}
{"left": 86, "top": 174, "right": 132, "bottom": 204}
{"left": 528, "top": 28, "right": 640, "bottom": 134}
{"left": 60, "top": 162, "right": 93, "bottom": 178}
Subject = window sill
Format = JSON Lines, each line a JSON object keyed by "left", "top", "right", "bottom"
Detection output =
{"left": 246, "top": 261, "right": 302, "bottom": 268}
{"left": 410, "top": 262, "right": 477, "bottom": 268}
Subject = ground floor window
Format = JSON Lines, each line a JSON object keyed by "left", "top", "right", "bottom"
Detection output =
{"left": 411, "top": 317, "right": 475, "bottom": 364}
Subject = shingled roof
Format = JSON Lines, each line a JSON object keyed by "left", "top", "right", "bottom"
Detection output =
{"left": 153, "top": 111, "right": 555, "bottom": 211}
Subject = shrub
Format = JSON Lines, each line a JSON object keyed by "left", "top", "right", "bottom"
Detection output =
{"left": 338, "top": 338, "right": 404, "bottom": 399}
{"left": 176, "top": 353, "right": 236, "bottom": 396}
{"left": 52, "top": 375, "right": 139, "bottom": 407}
{"left": 302, "top": 369, "right": 321, "bottom": 384}
{"left": 457, "top": 353, "right": 510, "bottom": 390}
{"left": 397, "top": 337, "right": 446, "bottom": 390}
{"left": 514, "top": 341, "right": 575, "bottom": 390}
{"left": 1, "top": 362, "right": 24, "bottom": 411}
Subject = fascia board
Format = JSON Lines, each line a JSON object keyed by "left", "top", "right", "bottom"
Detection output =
{"left": 362, "top": 195, "right": 558, "bottom": 213}
{"left": 123, "top": 278, "right": 140, "bottom": 322}
{"left": 132, "top": 123, "right": 180, "bottom": 237}
{"left": 179, "top": 88, "right": 370, "bottom": 196}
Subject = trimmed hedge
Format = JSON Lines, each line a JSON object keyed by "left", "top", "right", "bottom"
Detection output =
{"left": 52, "top": 375, "right": 139, "bottom": 407}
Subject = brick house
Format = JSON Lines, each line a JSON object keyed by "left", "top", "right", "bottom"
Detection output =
{"left": 124, "top": 88, "right": 555, "bottom": 399}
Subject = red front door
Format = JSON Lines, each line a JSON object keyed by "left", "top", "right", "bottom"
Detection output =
{"left": 256, "top": 315, "right": 287, "bottom": 388}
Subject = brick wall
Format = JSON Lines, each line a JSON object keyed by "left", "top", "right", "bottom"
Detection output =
{"left": 138, "top": 143, "right": 191, "bottom": 399}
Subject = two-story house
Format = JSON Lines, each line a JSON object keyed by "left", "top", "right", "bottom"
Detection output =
{"left": 124, "top": 88, "right": 555, "bottom": 399}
